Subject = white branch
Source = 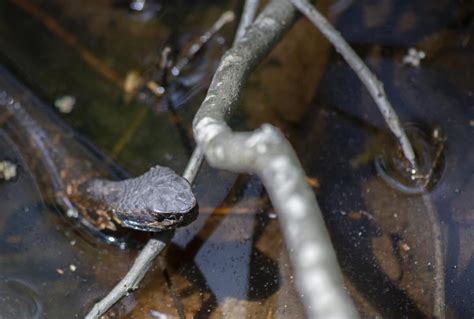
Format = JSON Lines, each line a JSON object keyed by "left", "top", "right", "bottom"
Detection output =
{"left": 193, "top": 1, "right": 358, "bottom": 318}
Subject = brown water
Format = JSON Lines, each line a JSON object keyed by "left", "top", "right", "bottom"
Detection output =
{"left": 0, "top": 0, "right": 473, "bottom": 318}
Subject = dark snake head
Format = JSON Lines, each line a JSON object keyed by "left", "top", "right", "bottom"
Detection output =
{"left": 79, "top": 165, "right": 198, "bottom": 232}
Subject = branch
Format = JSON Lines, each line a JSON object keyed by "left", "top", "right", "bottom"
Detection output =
{"left": 421, "top": 195, "right": 445, "bottom": 318}
{"left": 234, "top": 0, "right": 260, "bottom": 45}
{"left": 84, "top": 231, "right": 173, "bottom": 319}
{"left": 182, "top": 147, "right": 204, "bottom": 182}
{"left": 193, "top": 0, "right": 358, "bottom": 318}
{"left": 172, "top": 11, "right": 235, "bottom": 76}
{"left": 289, "top": 0, "right": 417, "bottom": 171}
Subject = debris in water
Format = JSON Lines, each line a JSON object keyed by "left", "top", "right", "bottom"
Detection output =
{"left": 0, "top": 160, "right": 17, "bottom": 180}
{"left": 124, "top": 70, "right": 143, "bottom": 95}
{"left": 401, "top": 242, "right": 411, "bottom": 252}
{"left": 403, "top": 48, "right": 426, "bottom": 67}
{"left": 54, "top": 95, "right": 76, "bottom": 113}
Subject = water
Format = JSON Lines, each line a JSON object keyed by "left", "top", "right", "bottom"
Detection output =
{"left": 296, "top": 1, "right": 473, "bottom": 316}
{"left": 0, "top": 0, "right": 473, "bottom": 318}
{"left": 374, "top": 123, "right": 446, "bottom": 194}
{"left": 0, "top": 279, "right": 42, "bottom": 319}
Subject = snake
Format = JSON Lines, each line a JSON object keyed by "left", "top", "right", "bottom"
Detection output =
{"left": 0, "top": 65, "right": 197, "bottom": 241}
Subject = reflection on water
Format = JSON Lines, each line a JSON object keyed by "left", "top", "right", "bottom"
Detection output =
{"left": 0, "top": 0, "right": 473, "bottom": 318}
{"left": 0, "top": 279, "right": 42, "bottom": 319}
{"left": 374, "top": 123, "right": 446, "bottom": 194}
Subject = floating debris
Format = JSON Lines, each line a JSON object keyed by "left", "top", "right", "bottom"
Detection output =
{"left": 124, "top": 70, "right": 143, "bottom": 95}
{"left": 305, "top": 176, "right": 320, "bottom": 188}
{"left": 149, "top": 309, "right": 169, "bottom": 319}
{"left": 400, "top": 242, "right": 411, "bottom": 252}
{"left": 56, "top": 268, "right": 64, "bottom": 275}
{"left": 69, "top": 264, "right": 77, "bottom": 272}
{"left": 0, "top": 160, "right": 17, "bottom": 180}
{"left": 54, "top": 95, "right": 76, "bottom": 113}
{"left": 403, "top": 48, "right": 426, "bottom": 67}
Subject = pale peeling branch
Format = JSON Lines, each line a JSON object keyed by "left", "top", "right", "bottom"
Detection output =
{"left": 289, "top": 0, "right": 417, "bottom": 171}
{"left": 193, "top": 0, "right": 358, "bottom": 318}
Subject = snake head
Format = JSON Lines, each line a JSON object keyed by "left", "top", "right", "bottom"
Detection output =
{"left": 80, "top": 165, "right": 198, "bottom": 232}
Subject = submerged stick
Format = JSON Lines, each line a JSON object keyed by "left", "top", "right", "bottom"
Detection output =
{"left": 192, "top": 0, "right": 358, "bottom": 318}
{"left": 171, "top": 11, "right": 235, "bottom": 77}
{"left": 84, "top": 232, "right": 173, "bottom": 319}
{"left": 421, "top": 195, "right": 446, "bottom": 318}
{"left": 289, "top": 0, "right": 417, "bottom": 170}
{"left": 182, "top": 147, "right": 204, "bottom": 182}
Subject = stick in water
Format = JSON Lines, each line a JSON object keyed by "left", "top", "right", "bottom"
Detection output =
{"left": 289, "top": 0, "right": 418, "bottom": 171}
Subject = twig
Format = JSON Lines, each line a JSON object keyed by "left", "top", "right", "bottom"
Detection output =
{"left": 192, "top": 0, "right": 358, "bottom": 318}
{"left": 84, "top": 231, "right": 173, "bottom": 319}
{"left": 234, "top": 0, "right": 260, "bottom": 45}
{"left": 421, "top": 194, "right": 445, "bottom": 319}
{"left": 182, "top": 148, "right": 204, "bottom": 182}
{"left": 171, "top": 11, "right": 235, "bottom": 77}
{"left": 289, "top": 0, "right": 417, "bottom": 171}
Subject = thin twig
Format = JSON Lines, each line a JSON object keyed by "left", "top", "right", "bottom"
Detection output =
{"left": 84, "top": 231, "right": 173, "bottom": 319}
{"left": 421, "top": 194, "right": 445, "bottom": 319}
{"left": 192, "top": 0, "right": 358, "bottom": 318}
{"left": 234, "top": 0, "right": 260, "bottom": 45}
{"left": 289, "top": 0, "right": 417, "bottom": 171}
{"left": 182, "top": 147, "right": 204, "bottom": 182}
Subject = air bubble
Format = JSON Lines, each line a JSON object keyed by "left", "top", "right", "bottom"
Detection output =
{"left": 375, "top": 124, "right": 446, "bottom": 194}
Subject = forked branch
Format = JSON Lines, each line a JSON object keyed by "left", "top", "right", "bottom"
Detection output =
{"left": 193, "top": 0, "right": 358, "bottom": 317}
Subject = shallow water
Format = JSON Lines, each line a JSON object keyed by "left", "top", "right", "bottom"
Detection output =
{"left": 0, "top": 0, "right": 473, "bottom": 318}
